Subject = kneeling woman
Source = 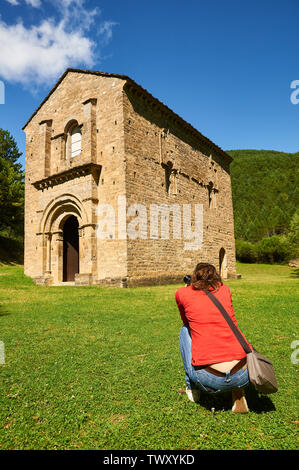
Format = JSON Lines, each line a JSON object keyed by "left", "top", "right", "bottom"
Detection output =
{"left": 175, "top": 263, "right": 252, "bottom": 413}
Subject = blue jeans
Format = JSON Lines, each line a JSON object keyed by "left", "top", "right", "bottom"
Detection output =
{"left": 179, "top": 325, "right": 249, "bottom": 394}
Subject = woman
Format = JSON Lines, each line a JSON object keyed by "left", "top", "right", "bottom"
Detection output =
{"left": 175, "top": 262, "right": 252, "bottom": 413}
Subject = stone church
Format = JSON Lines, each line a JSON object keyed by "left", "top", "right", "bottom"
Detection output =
{"left": 23, "top": 68, "right": 236, "bottom": 287}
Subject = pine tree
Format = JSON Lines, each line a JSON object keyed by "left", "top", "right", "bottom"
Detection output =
{"left": 0, "top": 129, "right": 24, "bottom": 237}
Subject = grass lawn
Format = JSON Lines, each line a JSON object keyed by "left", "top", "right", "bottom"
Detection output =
{"left": 0, "top": 262, "right": 298, "bottom": 450}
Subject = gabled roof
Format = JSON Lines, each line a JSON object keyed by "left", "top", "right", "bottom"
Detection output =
{"left": 23, "top": 68, "right": 232, "bottom": 164}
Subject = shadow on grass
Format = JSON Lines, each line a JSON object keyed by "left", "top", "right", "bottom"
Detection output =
{"left": 197, "top": 384, "right": 276, "bottom": 414}
{"left": 245, "top": 385, "right": 276, "bottom": 413}
{"left": 0, "top": 304, "right": 11, "bottom": 317}
{"left": 290, "top": 268, "right": 299, "bottom": 278}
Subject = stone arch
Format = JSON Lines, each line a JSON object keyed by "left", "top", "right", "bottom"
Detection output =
{"left": 39, "top": 193, "right": 88, "bottom": 235}
{"left": 38, "top": 194, "right": 89, "bottom": 283}
{"left": 219, "top": 247, "right": 228, "bottom": 279}
{"left": 64, "top": 118, "right": 79, "bottom": 134}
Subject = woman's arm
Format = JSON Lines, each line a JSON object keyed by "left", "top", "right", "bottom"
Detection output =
{"left": 175, "top": 289, "right": 189, "bottom": 325}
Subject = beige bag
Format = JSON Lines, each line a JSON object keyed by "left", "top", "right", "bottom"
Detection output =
{"left": 205, "top": 290, "right": 278, "bottom": 395}
{"left": 246, "top": 349, "right": 278, "bottom": 394}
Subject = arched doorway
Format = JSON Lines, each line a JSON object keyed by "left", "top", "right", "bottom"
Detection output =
{"left": 63, "top": 215, "right": 79, "bottom": 282}
{"left": 219, "top": 247, "right": 227, "bottom": 279}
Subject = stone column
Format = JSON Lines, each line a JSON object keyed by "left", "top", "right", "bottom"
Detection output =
{"left": 51, "top": 133, "right": 66, "bottom": 173}
{"left": 76, "top": 223, "right": 97, "bottom": 285}
{"left": 36, "top": 232, "right": 45, "bottom": 275}
{"left": 45, "top": 232, "right": 52, "bottom": 274}
{"left": 39, "top": 119, "right": 53, "bottom": 177}
{"left": 82, "top": 98, "right": 97, "bottom": 163}
{"left": 51, "top": 230, "right": 63, "bottom": 283}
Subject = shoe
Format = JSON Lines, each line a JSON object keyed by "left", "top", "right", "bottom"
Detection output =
{"left": 232, "top": 389, "right": 249, "bottom": 414}
{"left": 185, "top": 387, "right": 201, "bottom": 403}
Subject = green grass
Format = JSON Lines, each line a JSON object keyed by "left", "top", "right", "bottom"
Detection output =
{"left": 0, "top": 263, "right": 298, "bottom": 450}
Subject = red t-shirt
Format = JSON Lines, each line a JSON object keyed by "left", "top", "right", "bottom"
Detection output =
{"left": 175, "top": 284, "right": 251, "bottom": 366}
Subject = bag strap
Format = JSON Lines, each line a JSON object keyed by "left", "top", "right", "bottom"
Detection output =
{"left": 204, "top": 290, "right": 252, "bottom": 354}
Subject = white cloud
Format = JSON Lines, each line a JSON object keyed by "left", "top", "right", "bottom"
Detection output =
{"left": 0, "top": 19, "right": 95, "bottom": 86}
{"left": 5, "top": 0, "right": 20, "bottom": 6}
{"left": 6, "top": 0, "right": 41, "bottom": 5}
{"left": 25, "top": 0, "right": 42, "bottom": 7}
{"left": 6, "top": 0, "right": 45, "bottom": 7}
{"left": 98, "top": 21, "right": 117, "bottom": 45}
{"left": 59, "top": 0, "right": 99, "bottom": 31}
{"left": 0, "top": 1, "right": 116, "bottom": 88}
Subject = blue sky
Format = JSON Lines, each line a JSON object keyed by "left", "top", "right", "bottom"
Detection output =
{"left": 0, "top": 0, "right": 299, "bottom": 168}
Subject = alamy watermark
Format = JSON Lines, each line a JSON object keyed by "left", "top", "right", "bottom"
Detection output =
{"left": 95, "top": 196, "right": 203, "bottom": 250}
{"left": 290, "top": 80, "right": 299, "bottom": 104}
{"left": 290, "top": 340, "right": 299, "bottom": 365}
{"left": 0, "top": 80, "right": 4, "bottom": 105}
{"left": 0, "top": 341, "right": 4, "bottom": 364}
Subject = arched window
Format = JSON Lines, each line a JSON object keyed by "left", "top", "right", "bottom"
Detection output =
{"left": 65, "top": 121, "right": 82, "bottom": 159}
{"left": 70, "top": 126, "right": 82, "bottom": 157}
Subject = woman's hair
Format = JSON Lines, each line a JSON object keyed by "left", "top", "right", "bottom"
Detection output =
{"left": 191, "top": 262, "right": 222, "bottom": 291}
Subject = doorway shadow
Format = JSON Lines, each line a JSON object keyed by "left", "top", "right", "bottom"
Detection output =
{"left": 197, "top": 384, "right": 276, "bottom": 413}
{"left": 63, "top": 215, "right": 79, "bottom": 282}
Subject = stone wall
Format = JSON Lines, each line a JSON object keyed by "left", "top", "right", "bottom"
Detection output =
{"left": 123, "top": 83, "right": 236, "bottom": 284}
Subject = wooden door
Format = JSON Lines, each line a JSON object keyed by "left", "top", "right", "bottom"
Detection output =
{"left": 63, "top": 216, "right": 79, "bottom": 282}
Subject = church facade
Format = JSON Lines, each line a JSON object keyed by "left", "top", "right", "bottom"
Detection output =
{"left": 23, "top": 68, "right": 236, "bottom": 286}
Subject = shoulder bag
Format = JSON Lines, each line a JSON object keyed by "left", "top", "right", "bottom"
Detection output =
{"left": 205, "top": 290, "right": 278, "bottom": 395}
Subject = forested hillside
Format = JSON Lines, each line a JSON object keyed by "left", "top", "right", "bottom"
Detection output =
{"left": 227, "top": 149, "right": 299, "bottom": 262}
{"left": 228, "top": 149, "right": 299, "bottom": 241}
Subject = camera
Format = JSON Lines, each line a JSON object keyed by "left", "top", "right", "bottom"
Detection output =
{"left": 184, "top": 275, "right": 191, "bottom": 285}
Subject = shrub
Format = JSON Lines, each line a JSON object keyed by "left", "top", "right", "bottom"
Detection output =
{"left": 235, "top": 239, "right": 257, "bottom": 263}
{"left": 255, "top": 235, "right": 296, "bottom": 264}
{"left": 0, "top": 234, "right": 23, "bottom": 264}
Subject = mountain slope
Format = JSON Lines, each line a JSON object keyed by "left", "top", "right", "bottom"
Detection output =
{"left": 227, "top": 149, "right": 299, "bottom": 241}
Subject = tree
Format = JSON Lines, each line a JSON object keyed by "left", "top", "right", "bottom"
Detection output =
{"left": 0, "top": 129, "right": 24, "bottom": 237}
{"left": 288, "top": 209, "right": 299, "bottom": 247}
{"left": 0, "top": 129, "right": 22, "bottom": 166}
